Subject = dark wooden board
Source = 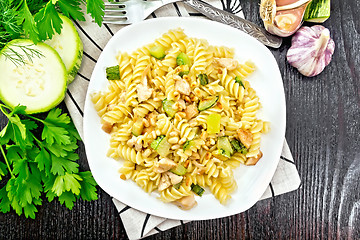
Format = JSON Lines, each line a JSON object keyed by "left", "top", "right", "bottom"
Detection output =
{"left": 0, "top": 0, "right": 359, "bottom": 239}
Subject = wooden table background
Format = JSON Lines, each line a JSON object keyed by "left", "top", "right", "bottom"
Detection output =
{"left": 1, "top": 0, "right": 359, "bottom": 239}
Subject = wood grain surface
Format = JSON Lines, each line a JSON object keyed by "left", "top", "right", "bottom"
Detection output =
{"left": 0, "top": 0, "right": 359, "bottom": 239}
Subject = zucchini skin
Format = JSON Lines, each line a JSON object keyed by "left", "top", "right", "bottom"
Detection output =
{"left": 303, "top": 0, "right": 331, "bottom": 23}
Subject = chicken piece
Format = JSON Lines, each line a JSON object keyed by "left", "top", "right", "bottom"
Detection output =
{"left": 177, "top": 99, "right": 186, "bottom": 111}
{"left": 245, "top": 151, "right": 263, "bottom": 166}
{"left": 165, "top": 171, "right": 183, "bottom": 185}
{"left": 213, "top": 58, "right": 238, "bottom": 71}
{"left": 101, "top": 121, "right": 113, "bottom": 133}
{"left": 136, "top": 65, "right": 153, "bottom": 102}
{"left": 158, "top": 173, "right": 171, "bottom": 191}
{"left": 146, "top": 112, "right": 157, "bottom": 126}
{"left": 175, "top": 79, "right": 191, "bottom": 96}
{"left": 136, "top": 76, "right": 153, "bottom": 102}
{"left": 143, "top": 126, "right": 154, "bottom": 135}
{"left": 154, "top": 157, "right": 177, "bottom": 173}
{"left": 173, "top": 74, "right": 182, "bottom": 81}
{"left": 134, "top": 142, "right": 142, "bottom": 152}
{"left": 185, "top": 104, "right": 198, "bottom": 120}
{"left": 237, "top": 129, "right": 253, "bottom": 149}
{"left": 173, "top": 194, "right": 197, "bottom": 210}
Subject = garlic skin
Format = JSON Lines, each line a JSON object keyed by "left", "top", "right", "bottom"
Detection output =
{"left": 287, "top": 25, "right": 335, "bottom": 77}
{"left": 260, "top": 0, "right": 311, "bottom": 37}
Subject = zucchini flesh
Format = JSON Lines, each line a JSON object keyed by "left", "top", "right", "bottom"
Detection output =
{"left": 0, "top": 39, "right": 67, "bottom": 114}
{"left": 157, "top": 138, "right": 171, "bottom": 157}
{"left": 176, "top": 52, "right": 190, "bottom": 66}
{"left": 149, "top": 45, "right": 166, "bottom": 60}
{"left": 183, "top": 140, "right": 195, "bottom": 151}
{"left": 151, "top": 135, "right": 165, "bottom": 150}
{"left": 170, "top": 164, "right": 187, "bottom": 176}
{"left": 206, "top": 113, "right": 221, "bottom": 134}
{"left": 217, "top": 136, "right": 234, "bottom": 155}
{"left": 162, "top": 98, "right": 177, "bottom": 117}
{"left": 178, "top": 64, "right": 189, "bottom": 77}
{"left": 151, "top": 135, "right": 171, "bottom": 157}
{"left": 106, "top": 65, "right": 120, "bottom": 80}
{"left": 191, "top": 183, "right": 205, "bottom": 196}
{"left": 303, "top": 0, "right": 331, "bottom": 23}
{"left": 198, "top": 96, "right": 219, "bottom": 111}
{"left": 212, "top": 149, "right": 231, "bottom": 160}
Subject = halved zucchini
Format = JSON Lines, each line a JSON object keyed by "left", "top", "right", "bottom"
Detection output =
{"left": 0, "top": 39, "right": 67, "bottom": 114}
{"left": 44, "top": 14, "right": 83, "bottom": 84}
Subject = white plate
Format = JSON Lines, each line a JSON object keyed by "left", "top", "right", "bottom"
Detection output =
{"left": 83, "top": 17, "right": 286, "bottom": 221}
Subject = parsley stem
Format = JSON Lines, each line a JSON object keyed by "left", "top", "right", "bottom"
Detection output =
{"left": 26, "top": 115, "right": 44, "bottom": 124}
{"left": 0, "top": 144, "right": 14, "bottom": 178}
{"left": 0, "top": 104, "right": 10, "bottom": 118}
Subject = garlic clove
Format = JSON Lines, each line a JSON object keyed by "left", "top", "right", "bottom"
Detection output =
{"left": 260, "top": 0, "right": 311, "bottom": 37}
{"left": 287, "top": 25, "right": 335, "bottom": 77}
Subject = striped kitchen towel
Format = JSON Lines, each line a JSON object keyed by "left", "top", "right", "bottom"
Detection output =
{"left": 64, "top": 1, "right": 301, "bottom": 239}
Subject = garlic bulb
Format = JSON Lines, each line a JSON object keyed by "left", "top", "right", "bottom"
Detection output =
{"left": 287, "top": 25, "right": 335, "bottom": 77}
{"left": 260, "top": 0, "right": 311, "bottom": 37}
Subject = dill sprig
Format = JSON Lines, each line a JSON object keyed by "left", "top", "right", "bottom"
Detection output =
{"left": 2, "top": 44, "right": 44, "bottom": 67}
{"left": 0, "top": 1, "right": 22, "bottom": 48}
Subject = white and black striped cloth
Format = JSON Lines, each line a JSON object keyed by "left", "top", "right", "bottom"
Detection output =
{"left": 64, "top": 1, "right": 301, "bottom": 239}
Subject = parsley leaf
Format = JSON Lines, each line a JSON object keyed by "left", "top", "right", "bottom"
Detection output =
{"left": 16, "top": 0, "right": 39, "bottom": 43}
{"left": 34, "top": 1, "right": 62, "bottom": 41}
{"left": 51, "top": 154, "right": 79, "bottom": 175}
{"left": 78, "top": 171, "right": 98, "bottom": 201}
{"left": 34, "top": 148, "right": 51, "bottom": 175}
{"left": 86, "top": 0, "right": 105, "bottom": 26}
{"left": 58, "top": 191, "right": 77, "bottom": 210}
{"left": 57, "top": 0, "right": 86, "bottom": 21}
{"left": 52, "top": 173, "right": 82, "bottom": 196}
{"left": 0, "top": 186, "right": 11, "bottom": 213}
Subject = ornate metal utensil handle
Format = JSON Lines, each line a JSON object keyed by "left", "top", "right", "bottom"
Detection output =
{"left": 182, "top": 0, "right": 282, "bottom": 48}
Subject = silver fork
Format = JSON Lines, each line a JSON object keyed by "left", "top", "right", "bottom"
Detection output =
{"left": 103, "top": 0, "right": 181, "bottom": 25}
{"left": 103, "top": 0, "right": 282, "bottom": 48}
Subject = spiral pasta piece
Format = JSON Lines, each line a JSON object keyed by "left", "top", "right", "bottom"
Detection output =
{"left": 116, "top": 144, "right": 146, "bottom": 165}
{"left": 159, "top": 182, "right": 192, "bottom": 202}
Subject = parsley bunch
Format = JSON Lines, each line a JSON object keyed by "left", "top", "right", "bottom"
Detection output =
{"left": 0, "top": 0, "right": 104, "bottom": 47}
{"left": 0, "top": 104, "right": 98, "bottom": 219}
